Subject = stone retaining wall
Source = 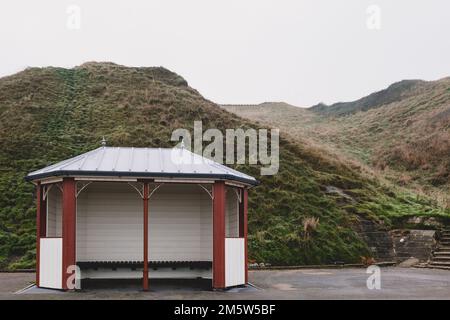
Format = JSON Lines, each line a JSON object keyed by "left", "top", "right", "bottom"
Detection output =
{"left": 357, "top": 218, "right": 438, "bottom": 263}
{"left": 390, "top": 229, "right": 436, "bottom": 263}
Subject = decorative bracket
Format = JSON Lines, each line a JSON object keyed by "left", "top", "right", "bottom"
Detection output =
{"left": 42, "top": 184, "right": 53, "bottom": 201}
{"left": 55, "top": 183, "right": 63, "bottom": 193}
{"left": 127, "top": 182, "right": 145, "bottom": 199}
{"left": 76, "top": 181, "right": 93, "bottom": 198}
{"left": 198, "top": 184, "right": 213, "bottom": 200}
{"left": 148, "top": 183, "right": 164, "bottom": 199}
{"left": 234, "top": 188, "right": 242, "bottom": 203}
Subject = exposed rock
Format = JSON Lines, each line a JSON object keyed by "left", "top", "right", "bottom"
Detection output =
{"left": 406, "top": 216, "right": 444, "bottom": 228}
{"left": 325, "top": 186, "right": 356, "bottom": 203}
{"left": 398, "top": 257, "right": 420, "bottom": 268}
{"left": 407, "top": 217, "right": 423, "bottom": 225}
{"left": 423, "top": 217, "right": 443, "bottom": 228}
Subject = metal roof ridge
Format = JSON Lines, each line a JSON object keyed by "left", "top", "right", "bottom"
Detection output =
{"left": 111, "top": 147, "right": 121, "bottom": 171}
{"left": 158, "top": 148, "right": 164, "bottom": 172}
{"left": 94, "top": 147, "right": 107, "bottom": 171}
{"left": 145, "top": 148, "right": 150, "bottom": 172}
{"left": 129, "top": 147, "right": 134, "bottom": 171}
{"left": 40, "top": 147, "right": 102, "bottom": 174}
{"left": 207, "top": 158, "right": 255, "bottom": 180}
{"left": 182, "top": 148, "right": 250, "bottom": 177}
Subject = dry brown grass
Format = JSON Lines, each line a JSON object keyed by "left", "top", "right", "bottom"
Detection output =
{"left": 360, "top": 256, "right": 376, "bottom": 266}
{"left": 222, "top": 77, "right": 450, "bottom": 204}
{"left": 303, "top": 217, "right": 320, "bottom": 240}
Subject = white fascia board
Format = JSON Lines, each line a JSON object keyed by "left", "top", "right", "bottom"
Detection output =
{"left": 74, "top": 176, "right": 138, "bottom": 182}
{"left": 41, "top": 177, "right": 63, "bottom": 185}
{"left": 154, "top": 178, "right": 214, "bottom": 184}
{"left": 225, "top": 181, "right": 248, "bottom": 188}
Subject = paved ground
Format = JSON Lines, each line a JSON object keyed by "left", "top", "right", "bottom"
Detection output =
{"left": 1, "top": 267, "right": 449, "bottom": 299}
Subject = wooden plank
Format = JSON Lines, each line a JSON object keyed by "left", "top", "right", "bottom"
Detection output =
{"left": 143, "top": 183, "right": 149, "bottom": 291}
{"left": 243, "top": 189, "right": 248, "bottom": 283}
{"left": 35, "top": 182, "right": 41, "bottom": 287}
{"left": 213, "top": 181, "right": 225, "bottom": 289}
{"left": 62, "top": 178, "right": 76, "bottom": 290}
{"left": 225, "top": 238, "right": 245, "bottom": 287}
{"left": 40, "top": 238, "right": 63, "bottom": 289}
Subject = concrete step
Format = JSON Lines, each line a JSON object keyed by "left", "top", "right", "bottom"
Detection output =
{"left": 431, "top": 256, "right": 450, "bottom": 261}
{"left": 426, "top": 265, "right": 450, "bottom": 271}
{"left": 433, "top": 251, "right": 450, "bottom": 255}
{"left": 430, "top": 261, "right": 450, "bottom": 266}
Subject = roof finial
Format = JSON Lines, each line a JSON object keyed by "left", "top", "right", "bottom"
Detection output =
{"left": 101, "top": 136, "right": 107, "bottom": 146}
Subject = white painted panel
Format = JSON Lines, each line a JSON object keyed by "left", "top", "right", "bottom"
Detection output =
{"left": 225, "top": 238, "right": 245, "bottom": 287}
{"left": 39, "top": 238, "right": 62, "bottom": 289}
{"left": 46, "top": 186, "right": 62, "bottom": 237}
{"left": 225, "top": 187, "right": 239, "bottom": 238}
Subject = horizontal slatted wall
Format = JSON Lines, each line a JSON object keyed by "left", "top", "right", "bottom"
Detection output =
{"left": 225, "top": 187, "right": 239, "bottom": 238}
{"left": 149, "top": 184, "right": 212, "bottom": 261}
{"left": 76, "top": 183, "right": 213, "bottom": 262}
{"left": 77, "top": 182, "right": 143, "bottom": 261}
{"left": 47, "top": 186, "right": 62, "bottom": 237}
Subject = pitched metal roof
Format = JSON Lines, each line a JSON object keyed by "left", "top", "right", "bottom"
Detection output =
{"left": 26, "top": 147, "right": 258, "bottom": 185}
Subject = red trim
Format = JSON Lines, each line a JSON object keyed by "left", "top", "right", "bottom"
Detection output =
{"left": 243, "top": 189, "right": 248, "bottom": 284}
{"left": 35, "top": 182, "right": 42, "bottom": 287}
{"left": 213, "top": 181, "right": 226, "bottom": 289}
{"left": 143, "top": 183, "right": 149, "bottom": 291}
{"left": 40, "top": 189, "right": 47, "bottom": 238}
{"left": 62, "top": 178, "right": 76, "bottom": 290}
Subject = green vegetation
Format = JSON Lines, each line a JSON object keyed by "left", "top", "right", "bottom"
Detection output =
{"left": 223, "top": 78, "right": 450, "bottom": 208}
{"left": 310, "top": 80, "right": 425, "bottom": 116}
{"left": 0, "top": 63, "right": 448, "bottom": 270}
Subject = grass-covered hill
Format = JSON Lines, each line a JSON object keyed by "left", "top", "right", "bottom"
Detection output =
{"left": 222, "top": 77, "right": 450, "bottom": 207}
{"left": 0, "top": 63, "right": 447, "bottom": 270}
{"left": 310, "top": 80, "right": 425, "bottom": 116}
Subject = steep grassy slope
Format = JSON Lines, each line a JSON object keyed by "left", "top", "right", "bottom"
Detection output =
{"left": 222, "top": 78, "right": 450, "bottom": 206}
{"left": 0, "top": 63, "right": 446, "bottom": 270}
{"left": 311, "top": 80, "right": 425, "bottom": 116}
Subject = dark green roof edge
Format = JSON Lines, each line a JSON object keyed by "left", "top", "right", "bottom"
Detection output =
{"left": 25, "top": 170, "right": 260, "bottom": 186}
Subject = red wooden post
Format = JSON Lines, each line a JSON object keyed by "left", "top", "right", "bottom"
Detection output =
{"left": 35, "top": 182, "right": 42, "bottom": 287}
{"left": 242, "top": 189, "right": 248, "bottom": 284}
{"left": 39, "top": 187, "right": 47, "bottom": 239}
{"left": 213, "top": 181, "right": 226, "bottom": 289}
{"left": 62, "top": 178, "right": 76, "bottom": 290}
{"left": 143, "top": 183, "right": 149, "bottom": 291}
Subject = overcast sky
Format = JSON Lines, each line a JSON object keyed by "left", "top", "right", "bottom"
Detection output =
{"left": 0, "top": 0, "right": 449, "bottom": 106}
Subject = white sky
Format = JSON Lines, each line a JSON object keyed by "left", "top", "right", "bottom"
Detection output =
{"left": 0, "top": 0, "right": 449, "bottom": 106}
